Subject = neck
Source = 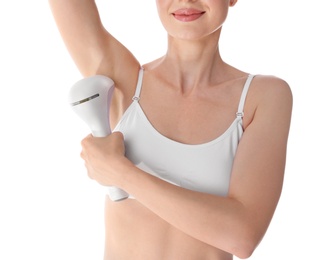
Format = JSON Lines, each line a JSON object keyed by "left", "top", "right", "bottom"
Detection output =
{"left": 159, "top": 29, "right": 228, "bottom": 93}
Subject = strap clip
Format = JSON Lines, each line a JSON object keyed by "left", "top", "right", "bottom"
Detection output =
{"left": 236, "top": 112, "right": 244, "bottom": 118}
{"left": 132, "top": 96, "right": 140, "bottom": 101}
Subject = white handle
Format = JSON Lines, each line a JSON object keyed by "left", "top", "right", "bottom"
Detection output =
{"left": 107, "top": 186, "right": 130, "bottom": 202}
{"left": 91, "top": 131, "right": 129, "bottom": 202}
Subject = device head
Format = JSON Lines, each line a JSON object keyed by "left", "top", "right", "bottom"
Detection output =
{"left": 68, "top": 75, "right": 115, "bottom": 137}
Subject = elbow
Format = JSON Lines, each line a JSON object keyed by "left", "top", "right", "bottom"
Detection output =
{"left": 231, "top": 240, "right": 257, "bottom": 259}
{"left": 232, "top": 244, "right": 255, "bottom": 259}
{"left": 229, "top": 226, "right": 262, "bottom": 259}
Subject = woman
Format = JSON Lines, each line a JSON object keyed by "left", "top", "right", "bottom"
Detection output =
{"left": 49, "top": 0, "right": 292, "bottom": 259}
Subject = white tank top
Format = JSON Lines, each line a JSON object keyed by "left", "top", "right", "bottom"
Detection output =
{"left": 114, "top": 69, "right": 254, "bottom": 197}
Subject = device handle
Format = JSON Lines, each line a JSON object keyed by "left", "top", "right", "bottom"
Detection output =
{"left": 107, "top": 186, "right": 130, "bottom": 201}
{"left": 91, "top": 132, "right": 129, "bottom": 201}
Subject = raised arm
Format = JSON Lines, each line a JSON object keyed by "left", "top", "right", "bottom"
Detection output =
{"left": 48, "top": 0, "right": 140, "bottom": 94}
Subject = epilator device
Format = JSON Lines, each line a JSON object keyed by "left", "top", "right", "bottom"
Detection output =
{"left": 68, "top": 75, "right": 129, "bottom": 202}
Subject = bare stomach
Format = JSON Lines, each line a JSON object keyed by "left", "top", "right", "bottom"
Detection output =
{"left": 104, "top": 197, "right": 233, "bottom": 260}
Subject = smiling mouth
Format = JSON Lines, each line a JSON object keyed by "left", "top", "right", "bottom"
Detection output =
{"left": 172, "top": 9, "right": 205, "bottom": 22}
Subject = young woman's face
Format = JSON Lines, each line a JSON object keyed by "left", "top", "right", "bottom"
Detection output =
{"left": 155, "top": 0, "right": 237, "bottom": 40}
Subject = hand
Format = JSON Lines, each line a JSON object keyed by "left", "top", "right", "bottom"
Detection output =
{"left": 80, "top": 131, "right": 126, "bottom": 187}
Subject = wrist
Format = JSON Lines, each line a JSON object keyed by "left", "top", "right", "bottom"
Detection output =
{"left": 113, "top": 156, "right": 135, "bottom": 189}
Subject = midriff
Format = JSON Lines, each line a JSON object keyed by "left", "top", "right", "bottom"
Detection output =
{"left": 104, "top": 198, "right": 233, "bottom": 260}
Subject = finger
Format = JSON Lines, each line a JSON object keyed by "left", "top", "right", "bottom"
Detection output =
{"left": 80, "top": 150, "right": 84, "bottom": 160}
{"left": 112, "top": 131, "right": 124, "bottom": 139}
{"left": 85, "top": 163, "right": 94, "bottom": 180}
{"left": 80, "top": 133, "right": 94, "bottom": 147}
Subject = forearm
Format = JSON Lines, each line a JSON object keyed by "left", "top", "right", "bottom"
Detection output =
{"left": 117, "top": 162, "right": 254, "bottom": 257}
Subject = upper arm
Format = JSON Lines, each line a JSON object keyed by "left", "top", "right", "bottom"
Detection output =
{"left": 228, "top": 76, "right": 293, "bottom": 243}
{"left": 48, "top": 0, "right": 140, "bottom": 91}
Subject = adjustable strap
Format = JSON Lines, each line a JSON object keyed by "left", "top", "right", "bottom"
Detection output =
{"left": 132, "top": 68, "right": 144, "bottom": 101}
{"left": 236, "top": 74, "right": 255, "bottom": 118}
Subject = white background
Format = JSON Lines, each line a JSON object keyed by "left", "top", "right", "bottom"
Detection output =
{"left": 0, "top": 0, "right": 320, "bottom": 259}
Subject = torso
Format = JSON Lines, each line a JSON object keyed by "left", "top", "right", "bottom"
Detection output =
{"left": 104, "top": 199, "right": 233, "bottom": 260}
{"left": 105, "top": 67, "right": 255, "bottom": 260}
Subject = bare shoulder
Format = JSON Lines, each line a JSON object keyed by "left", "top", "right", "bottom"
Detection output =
{"left": 252, "top": 75, "right": 293, "bottom": 106}
{"left": 242, "top": 74, "right": 293, "bottom": 146}
{"left": 242, "top": 74, "right": 292, "bottom": 132}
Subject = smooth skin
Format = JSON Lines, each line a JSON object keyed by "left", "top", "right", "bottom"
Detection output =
{"left": 49, "top": 0, "right": 292, "bottom": 259}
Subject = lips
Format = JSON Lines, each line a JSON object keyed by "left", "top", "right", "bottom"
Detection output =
{"left": 172, "top": 8, "right": 205, "bottom": 22}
